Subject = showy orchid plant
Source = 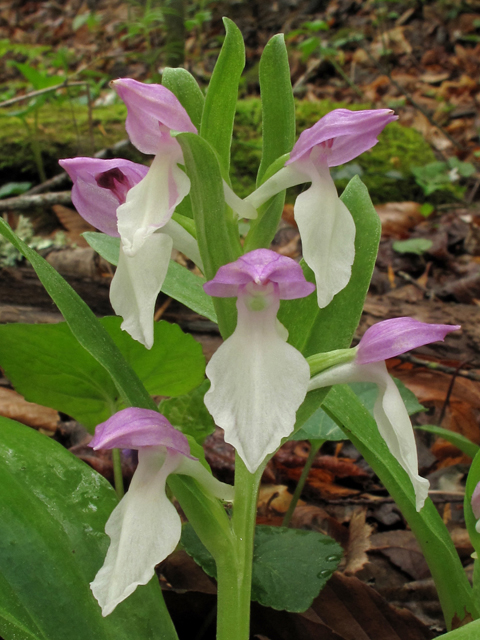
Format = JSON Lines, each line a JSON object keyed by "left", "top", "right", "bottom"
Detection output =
{"left": 1, "top": 18, "right": 479, "bottom": 640}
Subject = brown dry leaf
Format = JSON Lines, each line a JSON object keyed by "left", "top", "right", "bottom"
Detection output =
{"left": 250, "top": 572, "right": 434, "bottom": 640}
{"left": 46, "top": 247, "right": 99, "bottom": 279}
{"left": 375, "top": 202, "right": 424, "bottom": 238}
{"left": 371, "top": 26, "right": 412, "bottom": 57}
{"left": 257, "top": 484, "right": 301, "bottom": 517}
{"left": 344, "top": 508, "right": 373, "bottom": 576}
{"left": 291, "top": 504, "right": 350, "bottom": 547}
{"left": 370, "top": 531, "right": 429, "bottom": 581}
{"left": 52, "top": 204, "right": 95, "bottom": 246}
{"left": 0, "top": 387, "right": 59, "bottom": 431}
{"left": 411, "top": 112, "right": 452, "bottom": 151}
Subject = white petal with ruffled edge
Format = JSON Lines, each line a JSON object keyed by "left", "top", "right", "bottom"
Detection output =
{"left": 205, "top": 295, "right": 310, "bottom": 473}
{"left": 116, "top": 148, "right": 190, "bottom": 256}
{"left": 308, "top": 361, "right": 429, "bottom": 511}
{"left": 90, "top": 448, "right": 182, "bottom": 616}
{"left": 294, "top": 162, "right": 355, "bottom": 308}
{"left": 110, "top": 233, "right": 173, "bottom": 348}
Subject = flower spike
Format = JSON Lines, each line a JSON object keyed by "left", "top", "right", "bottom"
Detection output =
{"left": 89, "top": 408, "right": 233, "bottom": 616}
{"left": 204, "top": 249, "right": 315, "bottom": 473}
{"left": 309, "top": 317, "right": 460, "bottom": 511}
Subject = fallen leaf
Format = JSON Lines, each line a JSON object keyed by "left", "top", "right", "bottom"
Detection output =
{"left": 375, "top": 202, "right": 424, "bottom": 238}
{"left": 0, "top": 387, "right": 59, "bottom": 431}
{"left": 344, "top": 508, "right": 373, "bottom": 576}
{"left": 52, "top": 204, "right": 95, "bottom": 246}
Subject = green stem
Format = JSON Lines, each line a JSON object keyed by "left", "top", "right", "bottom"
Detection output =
{"left": 282, "top": 439, "right": 324, "bottom": 527}
{"left": 216, "top": 455, "right": 262, "bottom": 640}
{"left": 112, "top": 448, "right": 124, "bottom": 498}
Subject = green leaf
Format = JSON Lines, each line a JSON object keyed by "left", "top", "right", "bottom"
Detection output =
{"left": 177, "top": 132, "right": 239, "bottom": 337}
{"left": 0, "top": 218, "right": 155, "bottom": 413}
{"left": 82, "top": 231, "right": 120, "bottom": 265}
{"left": 392, "top": 238, "right": 433, "bottom": 255}
{"left": 0, "top": 182, "right": 32, "bottom": 198}
{"left": 163, "top": 261, "right": 217, "bottom": 322}
{"left": 279, "top": 176, "right": 381, "bottom": 356}
{"left": 162, "top": 67, "right": 204, "bottom": 132}
{"left": 294, "top": 378, "right": 423, "bottom": 441}
{"left": 200, "top": 17, "right": 245, "bottom": 176}
{"left": 244, "top": 34, "right": 295, "bottom": 251}
{"left": 257, "top": 34, "right": 295, "bottom": 183}
{"left": 182, "top": 523, "right": 342, "bottom": 612}
{"left": 323, "top": 385, "right": 478, "bottom": 628}
{"left": 10, "top": 62, "right": 63, "bottom": 91}
{"left": 464, "top": 450, "right": 480, "bottom": 558}
{"left": 438, "top": 620, "right": 480, "bottom": 639}
{"left": 82, "top": 232, "right": 217, "bottom": 322}
{"left": 0, "top": 318, "right": 205, "bottom": 431}
{"left": 416, "top": 425, "right": 480, "bottom": 459}
{"left": 0, "top": 417, "right": 178, "bottom": 640}
{"left": 159, "top": 380, "right": 215, "bottom": 444}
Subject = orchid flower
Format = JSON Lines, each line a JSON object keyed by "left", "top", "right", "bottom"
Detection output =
{"left": 245, "top": 109, "right": 397, "bottom": 308}
{"left": 89, "top": 407, "right": 233, "bottom": 616}
{"left": 204, "top": 249, "right": 315, "bottom": 473}
{"left": 60, "top": 154, "right": 202, "bottom": 349}
{"left": 472, "top": 482, "right": 480, "bottom": 534}
{"left": 308, "top": 317, "right": 460, "bottom": 511}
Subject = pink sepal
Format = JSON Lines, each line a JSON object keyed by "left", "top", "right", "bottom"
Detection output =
{"left": 356, "top": 317, "right": 460, "bottom": 365}
{"left": 203, "top": 249, "right": 315, "bottom": 300}
{"left": 111, "top": 79, "right": 197, "bottom": 155}
{"left": 288, "top": 109, "right": 397, "bottom": 167}
{"left": 89, "top": 407, "right": 194, "bottom": 457}
{"left": 472, "top": 482, "right": 480, "bottom": 520}
{"left": 59, "top": 157, "right": 147, "bottom": 237}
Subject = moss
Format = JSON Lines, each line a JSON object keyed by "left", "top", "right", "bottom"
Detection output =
{"left": 0, "top": 97, "right": 437, "bottom": 204}
{"left": 0, "top": 102, "right": 136, "bottom": 181}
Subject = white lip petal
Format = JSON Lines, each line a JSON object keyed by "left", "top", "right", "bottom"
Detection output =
{"left": 309, "top": 361, "right": 429, "bottom": 511}
{"left": 90, "top": 448, "right": 182, "bottom": 616}
{"left": 110, "top": 234, "right": 173, "bottom": 348}
{"left": 205, "top": 295, "right": 310, "bottom": 473}
{"left": 116, "top": 149, "right": 190, "bottom": 256}
{"left": 294, "top": 163, "right": 355, "bottom": 308}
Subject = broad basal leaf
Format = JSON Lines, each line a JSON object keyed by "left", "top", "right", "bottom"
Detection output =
{"left": 0, "top": 318, "right": 205, "bottom": 431}
{"left": 181, "top": 523, "right": 342, "bottom": 612}
{"left": 159, "top": 380, "right": 215, "bottom": 444}
{"left": 0, "top": 417, "right": 177, "bottom": 640}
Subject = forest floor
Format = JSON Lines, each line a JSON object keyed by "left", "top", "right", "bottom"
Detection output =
{"left": 1, "top": 1, "right": 480, "bottom": 638}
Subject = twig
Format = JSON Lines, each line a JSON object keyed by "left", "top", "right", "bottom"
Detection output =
{"left": 393, "top": 352, "right": 480, "bottom": 382}
{"left": 0, "top": 81, "right": 88, "bottom": 109}
{"left": 0, "top": 191, "right": 72, "bottom": 212}
{"left": 438, "top": 361, "right": 464, "bottom": 426}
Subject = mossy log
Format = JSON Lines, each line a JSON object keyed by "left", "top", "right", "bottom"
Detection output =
{"left": 0, "top": 98, "right": 436, "bottom": 204}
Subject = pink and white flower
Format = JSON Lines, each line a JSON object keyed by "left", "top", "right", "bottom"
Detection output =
{"left": 89, "top": 407, "right": 233, "bottom": 616}
{"left": 309, "top": 317, "right": 460, "bottom": 511}
{"left": 245, "top": 109, "right": 397, "bottom": 308}
{"left": 204, "top": 249, "right": 315, "bottom": 472}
